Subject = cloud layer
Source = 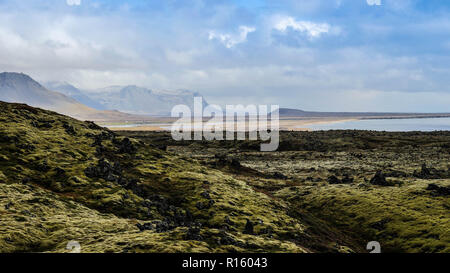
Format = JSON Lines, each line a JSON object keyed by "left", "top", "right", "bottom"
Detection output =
{"left": 366, "top": 0, "right": 381, "bottom": 6}
{"left": 66, "top": 0, "right": 81, "bottom": 6}
{"left": 273, "top": 16, "right": 330, "bottom": 39}
{"left": 0, "top": 0, "right": 450, "bottom": 112}
{"left": 208, "top": 26, "right": 256, "bottom": 48}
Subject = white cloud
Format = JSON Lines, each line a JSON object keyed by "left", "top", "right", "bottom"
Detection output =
{"left": 208, "top": 26, "right": 256, "bottom": 48}
{"left": 66, "top": 0, "right": 81, "bottom": 6}
{"left": 366, "top": 0, "right": 381, "bottom": 6}
{"left": 273, "top": 16, "right": 330, "bottom": 39}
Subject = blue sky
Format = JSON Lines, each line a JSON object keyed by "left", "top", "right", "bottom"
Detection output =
{"left": 1, "top": 0, "right": 450, "bottom": 112}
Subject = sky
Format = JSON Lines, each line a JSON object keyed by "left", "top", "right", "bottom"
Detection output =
{"left": 1, "top": 0, "right": 450, "bottom": 112}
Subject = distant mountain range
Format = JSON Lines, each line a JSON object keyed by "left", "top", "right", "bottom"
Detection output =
{"left": 2, "top": 72, "right": 449, "bottom": 123}
{"left": 44, "top": 81, "right": 107, "bottom": 110}
{"left": 84, "top": 86, "right": 207, "bottom": 116}
{"left": 45, "top": 82, "right": 207, "bottom": 116}
{"left": 0, "top": 72, "right": 144, "bottom": 121}
{"left": 0, "top": 72, "right": 208, "bottom": 121}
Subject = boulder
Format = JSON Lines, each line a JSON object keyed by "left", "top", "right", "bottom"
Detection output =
{"left": 370, "top": 171, "right": 390, "bottom": 186}
{"left": 115, "top": 138, "right": 136, "bottom": 154}
{"left": 327, "top": 175, "right": 341, "bottom": 184}
{"left": 62, "top": 122, "right": 76, "bottom": 136}
{"left": 243, "top": 219, "right": 254, "bottom": 235}
{"left": 426, "top": 183, "right": 450, "bottom": 196}
{"left": 185, "top": 226, "right": 203, "bottom": 241}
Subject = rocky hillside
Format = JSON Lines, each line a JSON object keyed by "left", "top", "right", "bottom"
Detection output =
{"left": 0, "top": 101, "right": 356, "bottom": 253}
{"left": 124, "top": 130, "right": 450, "bottom": 253}
{"left": 0, "top": 73, "right": 83, "bottom": 113}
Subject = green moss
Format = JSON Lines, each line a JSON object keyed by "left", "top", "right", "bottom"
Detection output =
{"left": 4, "top": 102, "right": 447, "bottom": 253}
{"left": 275, "top": 180, "right": 450, "bottom": 253}
{"left": 0, "top": 102, "right": 324, "bottom": 253}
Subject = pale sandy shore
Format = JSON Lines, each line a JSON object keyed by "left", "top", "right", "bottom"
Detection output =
{"left": 108, "top": 125, "right": 169, "bottom": 131}
{"left": 106, "top": 117, "right": 359, "bottom": 131}
{"left": 279, "top": 118, "right": 358, "bottom": 131}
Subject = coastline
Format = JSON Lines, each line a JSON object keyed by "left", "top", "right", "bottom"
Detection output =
{"left": 281, "top": 118, "right": 358, "bottom": 131}
{"left": 105, "top": 115, "right": 450, "bottom": 132}
{"left": 106, "top": 117, "right": 360, "bottom": 132}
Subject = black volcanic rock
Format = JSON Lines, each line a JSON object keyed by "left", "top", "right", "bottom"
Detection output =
{"left": 426, "top": 184, "right": 450, "bottom": 196}
{"left": 327, "top": 175, "right": 341, "bottom": 184}
{"left": 370, "top": 171, "right": 390, "bottom": 186}
{"left": 414, "top": 164, "right": 450, "bottom": 179}
{"left": 244, "top": 219, "right": 254, "bottom": 234}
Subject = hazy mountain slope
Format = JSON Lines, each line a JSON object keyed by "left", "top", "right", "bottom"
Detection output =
{"left": 44, "top": 81, "right": 107, "bottom": 110}
{"left": 0, "top": 73, "right": 80, "bottom": 109}
{"left": 88, "top": 86, "right": 207, "bottom": 116}
{"left": 0, "top": 72, "right": 144, "bottom": 121}
{"left": 0, "top": 101, "right": 358, "bottom": 253}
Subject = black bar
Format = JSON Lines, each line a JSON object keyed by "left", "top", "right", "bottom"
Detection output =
{"left": 0, "top": 253, "right": 446, "bottom": 272}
